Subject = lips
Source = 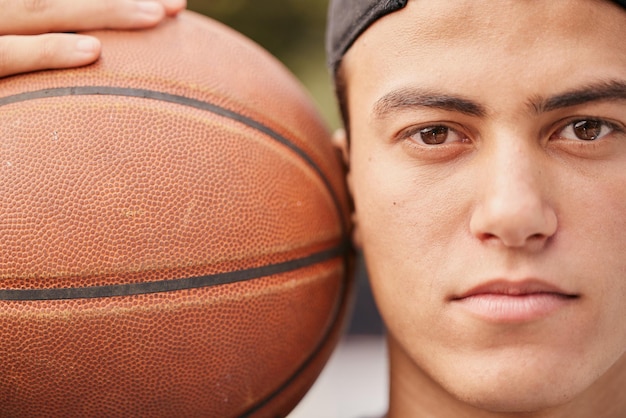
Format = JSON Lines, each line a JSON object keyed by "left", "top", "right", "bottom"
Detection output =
{"left": 451, "top": 279, "right": 579, "bottom": 323}
{"left": 453, "top": 279, "right": 576, "bottom": 299}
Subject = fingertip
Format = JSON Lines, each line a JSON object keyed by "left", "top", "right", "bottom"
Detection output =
{"left": 133, "top": 1, "right": 167, "bottom": 26}
{"left": 163, "top": 0, "right": 187, "bottom": 16}
{"left": 76, "top": 36, "right": 101, "bottom": 55}
{"left": 0, "top": 34, "right": 102, "bottom": 79}
{"left": 74, "top": 36, "right": 102, "bottom": 65}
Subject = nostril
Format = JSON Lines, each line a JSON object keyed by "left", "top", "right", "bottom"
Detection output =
{"left": 478, "top": 232, "right": 498, "bottom": 241}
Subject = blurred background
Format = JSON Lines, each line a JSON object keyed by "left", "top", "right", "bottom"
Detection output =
{"left": 188, "top": 0, "right": 339, "bottom": 129}
{"left": 187, "top": 1, "right": 387, "bottom": 416}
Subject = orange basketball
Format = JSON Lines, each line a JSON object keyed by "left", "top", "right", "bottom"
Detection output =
{"left": 0, "top": 11, "right": 352, "bottom": 417}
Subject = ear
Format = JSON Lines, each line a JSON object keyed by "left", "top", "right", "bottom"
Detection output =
{"left": 332, "top": 128, "right": 349, "bottom": 166}
{"left": 332, "top": 128, "right": 362, "bottom": 249}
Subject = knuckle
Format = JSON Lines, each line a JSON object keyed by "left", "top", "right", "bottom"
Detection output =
{"left": 95, "top": 0, "right": 118, "bottom": 17}
{"left": 21, "top": 0, "right": 50, "bottom": 13}
{"left": 37, "top": 35, "right": 57, "bottom": 63}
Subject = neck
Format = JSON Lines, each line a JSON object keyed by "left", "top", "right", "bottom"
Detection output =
{"left": 385, "top": 336, "right": 626, "bottom": 418}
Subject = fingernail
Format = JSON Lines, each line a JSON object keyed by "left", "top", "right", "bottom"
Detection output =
{"left": 136, "top": 1, "right": 164, "bottom": 16}
{"left": 76, "top": 37, "right": 100, "bottom": 54}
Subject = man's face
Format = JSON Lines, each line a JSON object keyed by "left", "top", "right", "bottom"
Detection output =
{"left": 342, "top": 0, "right": 626, "bottom": 412}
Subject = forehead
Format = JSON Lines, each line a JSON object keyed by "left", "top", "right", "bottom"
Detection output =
{"left": 342, "top": 0, "right": 626, "bottom": 103}
{"left": 346, "top": 0, "right": 626, "bottom": 56}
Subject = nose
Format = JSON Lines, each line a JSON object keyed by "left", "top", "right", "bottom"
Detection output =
{"left": 469, "top": 141, "right": 557, "bottom": 249}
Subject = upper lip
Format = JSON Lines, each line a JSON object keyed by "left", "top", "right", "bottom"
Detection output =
{"left": 451, "top": 279, "right": 579, "bottom": 300}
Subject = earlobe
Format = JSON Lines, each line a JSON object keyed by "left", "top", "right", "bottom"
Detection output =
{"left": 332, "top": 128, "right": 362, "bottom": 249}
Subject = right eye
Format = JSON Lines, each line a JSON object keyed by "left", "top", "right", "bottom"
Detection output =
{"left": 406, "top": 125, "right": 468, "bottom": 145}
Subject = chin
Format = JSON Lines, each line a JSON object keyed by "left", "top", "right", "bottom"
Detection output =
{"left": 456, "top": 387, "right": 575, "bottom": 414}
{"left": 444, "top": 360, "right": 591, "bottom": 414}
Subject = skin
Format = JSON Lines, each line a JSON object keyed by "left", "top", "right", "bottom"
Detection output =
{"left": 0, "top": 0, "right": 186, "bottom": 78}
{"left": 338, "top": 0, "right": 626, "bottom": 416}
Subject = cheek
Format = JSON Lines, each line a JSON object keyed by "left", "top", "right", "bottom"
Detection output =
{"left": 565, "top": 165, "right": 626, "bottom": 341}
{"left": 350, "top": 143, "right": 471, "bottom": 257}
{"left": 349, "top": 145, "right": 471, "bottom": 321}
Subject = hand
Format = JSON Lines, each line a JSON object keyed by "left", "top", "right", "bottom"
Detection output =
{"left": 0, "top": 0, "right": 187, "bottom": 79}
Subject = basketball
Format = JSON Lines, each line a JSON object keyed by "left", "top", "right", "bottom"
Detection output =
{"left": 0, "top": 10, "right": 352, "bottom": 417}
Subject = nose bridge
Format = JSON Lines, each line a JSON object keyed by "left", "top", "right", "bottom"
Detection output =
{"left": 470, "top": 134, "right": 557, "bottom": 247}
{"left": 490, "top": 139, "right": 538, "bottom": 206}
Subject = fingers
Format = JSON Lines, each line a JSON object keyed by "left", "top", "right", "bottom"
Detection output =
{"left": 0, "top": 34, "right": 101, "bottom": 79}
{"left": 0, "top": 0, "right": 186, "bottom": 78}
{"left": 0, "top": 0, "right": 186, "bottom": 35}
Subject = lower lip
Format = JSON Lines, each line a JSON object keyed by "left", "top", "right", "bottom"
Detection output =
{"left": 452, "top": 293, "right": 575, "bottom": 323}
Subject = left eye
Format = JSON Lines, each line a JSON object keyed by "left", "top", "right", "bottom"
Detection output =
{"left": 555, "top": 119, "right": 615, "bottom": 141}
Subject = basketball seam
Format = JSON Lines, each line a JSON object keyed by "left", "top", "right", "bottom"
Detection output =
{"left": 0, "top": 86, "right": 347, "bottom": 234}
{"left": 0, "top": 245, "right": 347, "bottom": 301}
{"left": 0, "top": 86, "right": 351, "bottom": 298}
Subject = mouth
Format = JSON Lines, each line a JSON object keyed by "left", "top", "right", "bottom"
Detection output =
{"left": 450, "top": 279, "right": 579, "bottom": 323}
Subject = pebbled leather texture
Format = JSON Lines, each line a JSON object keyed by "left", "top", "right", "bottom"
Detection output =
{"left": 0, "top": 11, "right": 352, "bottom": 418}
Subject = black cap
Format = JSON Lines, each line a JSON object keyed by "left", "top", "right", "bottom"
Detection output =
{"left": 326, "top": 0, "right": 626, "bottom": 73}
{"left": 326, "top": 0, "right": 408, "bottom": 73}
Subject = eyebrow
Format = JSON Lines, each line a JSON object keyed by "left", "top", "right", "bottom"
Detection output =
{"left": 372, "top": 88, "right": 487, "bottom": 119}
{"left": 531, "top": 80, "right": 626, "bottom": 113}
{"left": 372, "top": 80, "right": 626, "bottom": 120}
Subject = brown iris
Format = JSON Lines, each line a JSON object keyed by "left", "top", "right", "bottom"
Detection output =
{"left": 573, "top": 120, "right": 603, "bottom": 141}
{"left": 420, "top": 126, "right": 450, "bottom": 145}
